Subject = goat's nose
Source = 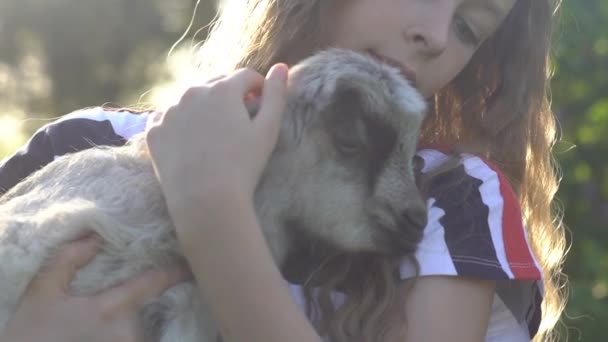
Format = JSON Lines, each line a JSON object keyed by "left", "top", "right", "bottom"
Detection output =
{"left": 401, "top": 201, "right": 428, "bottom": 229}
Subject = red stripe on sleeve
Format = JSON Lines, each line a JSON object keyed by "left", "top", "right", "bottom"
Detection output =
{"left": 486, "top": 163, "right": 542, "bottom": 280}
{"left": 417, "top": 145, "right": 542, "bottom": 280}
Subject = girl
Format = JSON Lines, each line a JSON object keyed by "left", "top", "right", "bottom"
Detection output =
{"left": 0, "top": 0, "right": 566, "bottom": 341}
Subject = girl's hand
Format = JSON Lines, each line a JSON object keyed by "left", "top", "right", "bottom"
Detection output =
{"left": 146, "top": 65, "right": 323, "bottom": 342}
{"left": 145, "top": 64, "right": 289, "bottom": 221}
{"left": 1, "top": 235, "right": 191, "bottom": 342}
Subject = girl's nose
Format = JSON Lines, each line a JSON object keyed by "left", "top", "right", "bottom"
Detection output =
{"left": 403, "top": 3, "right": 454, "bottom": 57}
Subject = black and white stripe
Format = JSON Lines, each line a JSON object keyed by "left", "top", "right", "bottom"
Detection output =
{"left": 0, "top": 107, "right": 151, "bottom": 195}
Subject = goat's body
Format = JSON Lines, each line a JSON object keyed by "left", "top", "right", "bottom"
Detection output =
{"left": 0, "top": 49, "right": 427, "bottom": 341}
{"left": 0, "top": 141, "right": 220, "bottom": 341}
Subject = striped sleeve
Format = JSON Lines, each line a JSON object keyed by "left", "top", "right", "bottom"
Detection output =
{"left": 0, "top": 107, "right": 151, "bottom": 196}
{"left": 400, "top": 149, "right": 541, "bottom": 280}
{"left": 399, "top": 148, "right": 544, "bottom": 340}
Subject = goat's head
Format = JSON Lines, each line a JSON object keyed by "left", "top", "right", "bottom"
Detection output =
{"left": 257, "top": 49, "right": 428, "bottom": 261}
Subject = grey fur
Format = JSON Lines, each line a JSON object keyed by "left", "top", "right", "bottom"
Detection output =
{"left": 0, "top": 49, "right": 427, "bottom": 342}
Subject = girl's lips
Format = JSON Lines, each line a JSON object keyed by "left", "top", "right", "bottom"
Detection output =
{"left": 367, "top": 50, "right": 418, "bottom": 87}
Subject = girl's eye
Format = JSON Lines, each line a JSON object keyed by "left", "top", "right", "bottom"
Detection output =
{"left": 453, "top": 15, "right": 480, "bottom": 47}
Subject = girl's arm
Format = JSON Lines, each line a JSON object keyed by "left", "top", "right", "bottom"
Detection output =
{"left": 400, "top": 276, "right": 495, "bottom": 342}
{"left": 173, "top": 189, "right": 322, "bottom": 342}
{"left": 146, "top": 64, "right": 323, "bottom": 342}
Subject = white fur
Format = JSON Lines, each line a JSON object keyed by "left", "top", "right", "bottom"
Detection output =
{"left": 0, "top": 49, "right": 427, "bottom": 341}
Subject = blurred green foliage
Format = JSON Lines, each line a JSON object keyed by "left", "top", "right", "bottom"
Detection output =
{"left": 0, "top": 0, "right": 215, "bottom": 156}
{"left": 552, "top": 1, "right": 608, "bottom": 340}
{"left": 0, "top": 0, "right": 606, "bottom": 340}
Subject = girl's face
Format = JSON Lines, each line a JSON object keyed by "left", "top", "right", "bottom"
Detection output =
{"left": 327, "top": 0, "right": 517, "bottom": 98}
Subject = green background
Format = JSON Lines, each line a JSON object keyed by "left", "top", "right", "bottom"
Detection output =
{"left": 0, "top": 1, "right": 606, "bottom": 340}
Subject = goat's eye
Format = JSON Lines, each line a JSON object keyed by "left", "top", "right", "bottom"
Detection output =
{"left": 336, "top": 135, "right": 365, "bottom": 156}
{"left": 329, "top": 115, "right": 368, "bottom": 157}
{"left": 325, "top": 86, "right": 372, "bottom": 158}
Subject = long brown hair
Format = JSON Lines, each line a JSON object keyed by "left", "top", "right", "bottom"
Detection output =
{"left": 425, "top": 0, "right": 566, "bottom": 339}
{"left": 174, "top": 0, "right": 567, "bottom": 340}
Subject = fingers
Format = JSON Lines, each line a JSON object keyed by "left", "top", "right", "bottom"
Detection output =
{"left": 28, "top": 235, "right": 102, "bottom": 297}
{"left": 161, "top": 65, "right": 288, "bottom": 136}
{"left": 221, "top": 68, "right": 267, "bottom": 97}
{"left": 26, "top": 237, "right": 191, "bottom": 326}
{"left": 96, "top": 262, "right": 192, "bottom": 314}
{"left": 254, "top": 64, "right": 289, "bottom": 132}
{"left": 169, "top": 74, "right": 227, "bottom": 108}
{"left": 175, "top": 66, "right": 286, "bottom": 111}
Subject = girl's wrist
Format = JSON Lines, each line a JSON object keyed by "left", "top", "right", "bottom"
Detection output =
{"left": 167, "top": 181, "right": 252, "bottom": 221}
{"left": 169, "top": 186, "right": 257, "bottom": 251}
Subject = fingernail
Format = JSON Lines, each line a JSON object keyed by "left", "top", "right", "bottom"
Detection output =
{"left": 267, "top": 63, "right": 288, "bottom": 84}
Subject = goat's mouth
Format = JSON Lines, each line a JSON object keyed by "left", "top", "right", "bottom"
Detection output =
{"left": 371, "top": 219, "right": 424, "bottom": 256}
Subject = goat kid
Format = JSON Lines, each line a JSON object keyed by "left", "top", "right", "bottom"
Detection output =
{"left": 0, "top": 49, "right": 427, "bottom": 342}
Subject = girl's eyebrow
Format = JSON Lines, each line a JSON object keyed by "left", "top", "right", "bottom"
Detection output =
{"left": 481, "top": 0, "right": 509, "bottom": 20}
